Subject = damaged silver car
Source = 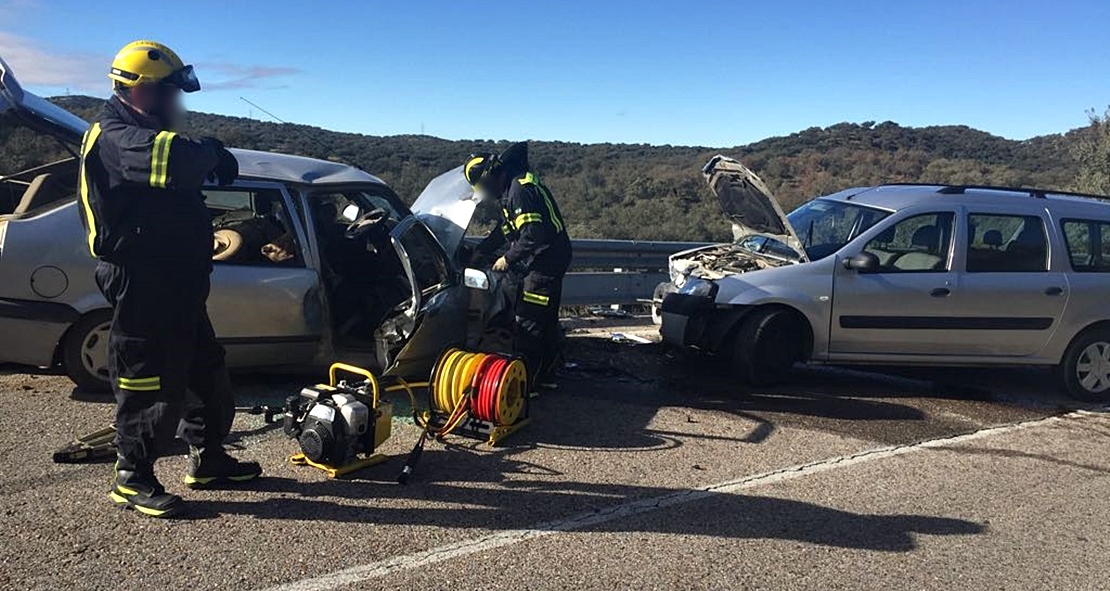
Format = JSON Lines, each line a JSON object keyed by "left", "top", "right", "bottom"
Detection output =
{"left": 660, "top": 155, "right": 1110, "bottom": 402}
{"left": 0, "top": 56, "right": 501, "bottom": 391}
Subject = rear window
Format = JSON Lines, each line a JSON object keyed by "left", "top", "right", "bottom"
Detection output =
{"left": 966, "top": 214, "right": 1048, "bottom": 272}
{"left": 1061, "top": 219, "right": 1110, "bottom": 272}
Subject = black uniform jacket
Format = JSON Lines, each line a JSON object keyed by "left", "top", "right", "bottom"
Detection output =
{"left": 78, "top": 96, "right": 220, "bottom": 272}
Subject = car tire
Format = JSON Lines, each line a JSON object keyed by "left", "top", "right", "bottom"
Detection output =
{"left": 1059, "top": 327, "right": 1110, "bottom": 403}
{"left": 62, "top": 310, "right": 113, "bottom": 393}
{"left": 732, "top": 307, "right": 802, "bottom": 387}
{"left": 648, "top": 283, "right": 666, "bottom": 328}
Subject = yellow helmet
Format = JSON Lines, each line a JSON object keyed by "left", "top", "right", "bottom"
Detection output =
{"left": 108, "top": 40, "right": 199, "bottom": 92}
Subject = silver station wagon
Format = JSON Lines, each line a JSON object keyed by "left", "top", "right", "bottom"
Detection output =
{"left": 660, "top": 156, "right": 1110, "bottom": 402}
{"left": 0, "top": 57, "right": 498, "bottom": 391}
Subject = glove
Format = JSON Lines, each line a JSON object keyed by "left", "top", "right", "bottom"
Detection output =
{"left": 201, "top": 137, "right": 239, "bottom": 186}
{"left": 492, "top": 256, "right": 510, "bottom": 272}
{"left": 212, "top": 147, "right": 239, "bottom": 186}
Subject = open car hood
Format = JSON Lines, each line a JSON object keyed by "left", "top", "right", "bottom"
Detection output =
{"left": 409, "top": 165, "right": 478, "bottom": 256}
{"left": 702, "top": 155, "right": 806, "bottom": 261}
{"left": 0, "top": 56, "right": 88, "bottom": 146}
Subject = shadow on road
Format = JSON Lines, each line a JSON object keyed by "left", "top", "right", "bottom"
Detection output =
{"left": 932, "top": 444, "right": 1110, "bottom": 475}
{"left": 180, "top": 468, "right": 984, "bottom": 552}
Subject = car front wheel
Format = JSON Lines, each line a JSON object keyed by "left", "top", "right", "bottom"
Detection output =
{"left": 732, "top": 307, "right": 803, "bottom": 387}
{"left": 62, "top": 310, "right": 113, "bottom": 393}
{"left": 1061, "top": 328, "right": 1110, "bottom": 403}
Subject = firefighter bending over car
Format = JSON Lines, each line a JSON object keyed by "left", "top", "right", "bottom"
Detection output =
{"left": 77, "top": 40, "right": 260, "bottom": 518}
{"left": 465, "top": 143, "right": 572, "bottom": 392}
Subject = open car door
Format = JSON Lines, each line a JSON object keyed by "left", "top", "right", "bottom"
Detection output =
{"left": 378, "top": 208, "right": 470, "bottom": 378}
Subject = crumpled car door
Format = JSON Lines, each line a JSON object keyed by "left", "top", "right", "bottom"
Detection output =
{"left": 378, "top": 216, "right": 469, "bottom": 377}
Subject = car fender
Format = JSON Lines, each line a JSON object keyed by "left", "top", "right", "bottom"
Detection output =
{"left": 710, "top": 258, "right": 837, "bottom": 358}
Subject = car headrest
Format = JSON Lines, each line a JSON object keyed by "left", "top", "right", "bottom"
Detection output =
{"left": 911, "top": 225, "right": 939, "bottom": 249}
{"left": 983, "top": 229, "right": 1003, "bottom": 247}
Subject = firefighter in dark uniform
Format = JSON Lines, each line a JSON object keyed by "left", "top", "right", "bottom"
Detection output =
{"left": 465, "top": 143, "right": 572, "bottom": 391}
{"left": 78, "top": 41, "right": 261, "bottom": 518}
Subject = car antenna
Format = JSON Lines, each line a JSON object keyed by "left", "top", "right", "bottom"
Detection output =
{"left": 239, "top": 96, "right": 345, "bottom": 163}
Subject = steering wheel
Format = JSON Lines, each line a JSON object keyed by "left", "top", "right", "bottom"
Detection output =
{"left": 344, "top": 208, "right": 388, "bottom": 240}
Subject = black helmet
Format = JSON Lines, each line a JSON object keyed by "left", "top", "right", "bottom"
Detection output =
{"left": 499, "top": 141, "right": 529, "bottom": 176}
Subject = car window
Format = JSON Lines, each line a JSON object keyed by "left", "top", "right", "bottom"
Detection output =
{"left": 311, "top": 189, "right": 407, "bottom": 226}
{"left": 396, "top": 222, "right": 452, "bottom": 296}
{"left": 203, "top": 187, "right": 303, "bottom": 267}
{"left": 863, "top": 212, "right": 954, "bottom": 273}
{"left": 1061, "top": 219, "right": 1110, "bottom": 272}
{"left": 966, "top": 214, "right": 1048, "bottom": 273}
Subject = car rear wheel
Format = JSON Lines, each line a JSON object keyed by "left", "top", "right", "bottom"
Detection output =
{"left": 62, "top": 310, "right": 113, "bottom": 393}
{"left": 1060, "top": 328, "right": 1110, "bottom": 403}
{"left": 732, "top": 307, "right": 802, "bottom": 387}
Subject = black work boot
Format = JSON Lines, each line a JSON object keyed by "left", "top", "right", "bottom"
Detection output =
{"left": 109, "top": 457, "right": 186, "bottom": 519}
{"left": 184, "top": 446, "right": 262, "bottom": 489}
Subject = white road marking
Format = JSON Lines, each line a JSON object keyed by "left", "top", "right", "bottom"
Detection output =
{"left": 263, "top": 408, "right": 1106, "bottom": 591}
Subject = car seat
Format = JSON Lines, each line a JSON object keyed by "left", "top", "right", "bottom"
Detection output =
{"left": 868, "top": 225, "right": 900, "bottom": 265}
{"left": 892, "top": 225, "right": 944, "bottom": 271}
{"left": 1005, "top": 226, "right": 1047, "bottom": 271}
{"left": 12, "top": 173, "right": 59, "bottom": 217}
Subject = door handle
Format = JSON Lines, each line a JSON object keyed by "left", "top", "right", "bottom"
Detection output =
{"left": 1044, "top": 286, "right": 1065, "bottom": 296}
{"left": 930, "top": 288, "right": 951, "bottom": 298}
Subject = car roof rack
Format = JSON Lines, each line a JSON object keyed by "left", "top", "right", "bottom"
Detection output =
{"left": 935, "top": 184, "right": 1110, "bottom": 202}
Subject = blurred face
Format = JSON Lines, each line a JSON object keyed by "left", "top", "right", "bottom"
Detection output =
{"left": 476, "top": 171, "right": 506, "bottom": 202}
{"left": 127, "top": 83, "right": 186, "bottom": 129}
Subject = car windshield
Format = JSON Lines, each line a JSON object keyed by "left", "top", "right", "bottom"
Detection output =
{"left": 786, "top": 199, "right": 890, "bottom": 260}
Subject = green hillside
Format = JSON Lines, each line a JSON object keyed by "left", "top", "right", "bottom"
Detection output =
{"left": 35, "top": 97, "right": 1096, "bottom": 241}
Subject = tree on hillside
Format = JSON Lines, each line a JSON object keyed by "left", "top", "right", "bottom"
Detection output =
{"left": 1073, "top": 107, "right": 1110, "bottom": 195}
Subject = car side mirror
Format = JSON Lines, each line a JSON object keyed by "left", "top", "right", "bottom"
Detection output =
{"left": 843, "top": 251, "right": 880, "bottom": 273}
{"left": 463, "top": 268, "right": 490, "bottom": 291}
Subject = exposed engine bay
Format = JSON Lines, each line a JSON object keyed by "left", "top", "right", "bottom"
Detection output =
{"left": 670, "top": 243, "right": 790, "bottom": 282}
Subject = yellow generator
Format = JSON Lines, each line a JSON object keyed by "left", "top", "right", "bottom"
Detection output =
{"left": 282, "top": 364, "right": 394, "bottom": 478}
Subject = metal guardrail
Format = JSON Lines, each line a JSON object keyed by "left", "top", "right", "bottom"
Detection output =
{"left": 566, "top": 239, "right": 709, "bottom": 272}
{"left": 564, "top": 239, "right": 708, "bottom": 306}
{"left": 465, "top": 237, "right": 710, "bottom": 306}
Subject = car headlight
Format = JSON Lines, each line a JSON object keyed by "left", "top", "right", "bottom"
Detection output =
{"left": 678, "top": 279, "right": 718, "bottom": 299}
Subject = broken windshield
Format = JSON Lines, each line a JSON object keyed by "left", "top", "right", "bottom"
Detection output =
{"left": 785, "top": 199, "right": 889, "bottom": 260}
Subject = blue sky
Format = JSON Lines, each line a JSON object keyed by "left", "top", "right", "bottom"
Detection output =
{"left": 2, "top": 0, "right": 1108, "bottom": 146}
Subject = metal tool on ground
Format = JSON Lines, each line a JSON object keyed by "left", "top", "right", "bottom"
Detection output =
{"left": 398, "top": 349, "right": 530, "bottom": 483}
{"left": 52, "top": 426, "right": 118, "bottom": 463}
{"left": 51, "top": 404, "right": 285, "bottom": 464}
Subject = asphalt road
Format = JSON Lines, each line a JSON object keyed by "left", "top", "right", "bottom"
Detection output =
{"left": 0, "top": 328, "right": 1107, "bottom": 591}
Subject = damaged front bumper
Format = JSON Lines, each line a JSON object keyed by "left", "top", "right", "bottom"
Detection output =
{"left": 660, "top": 279, "right": 719, "bottom": 350}
{"left": 660, "top": 279, "right": 753, "bottom": 354}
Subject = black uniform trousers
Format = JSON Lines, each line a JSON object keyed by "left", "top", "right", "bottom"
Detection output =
{"left": 516, "top": 270, "right": 565, "bottom": 384}
{"left": 95, "top": 259, "right": 234, "bottom": 466}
